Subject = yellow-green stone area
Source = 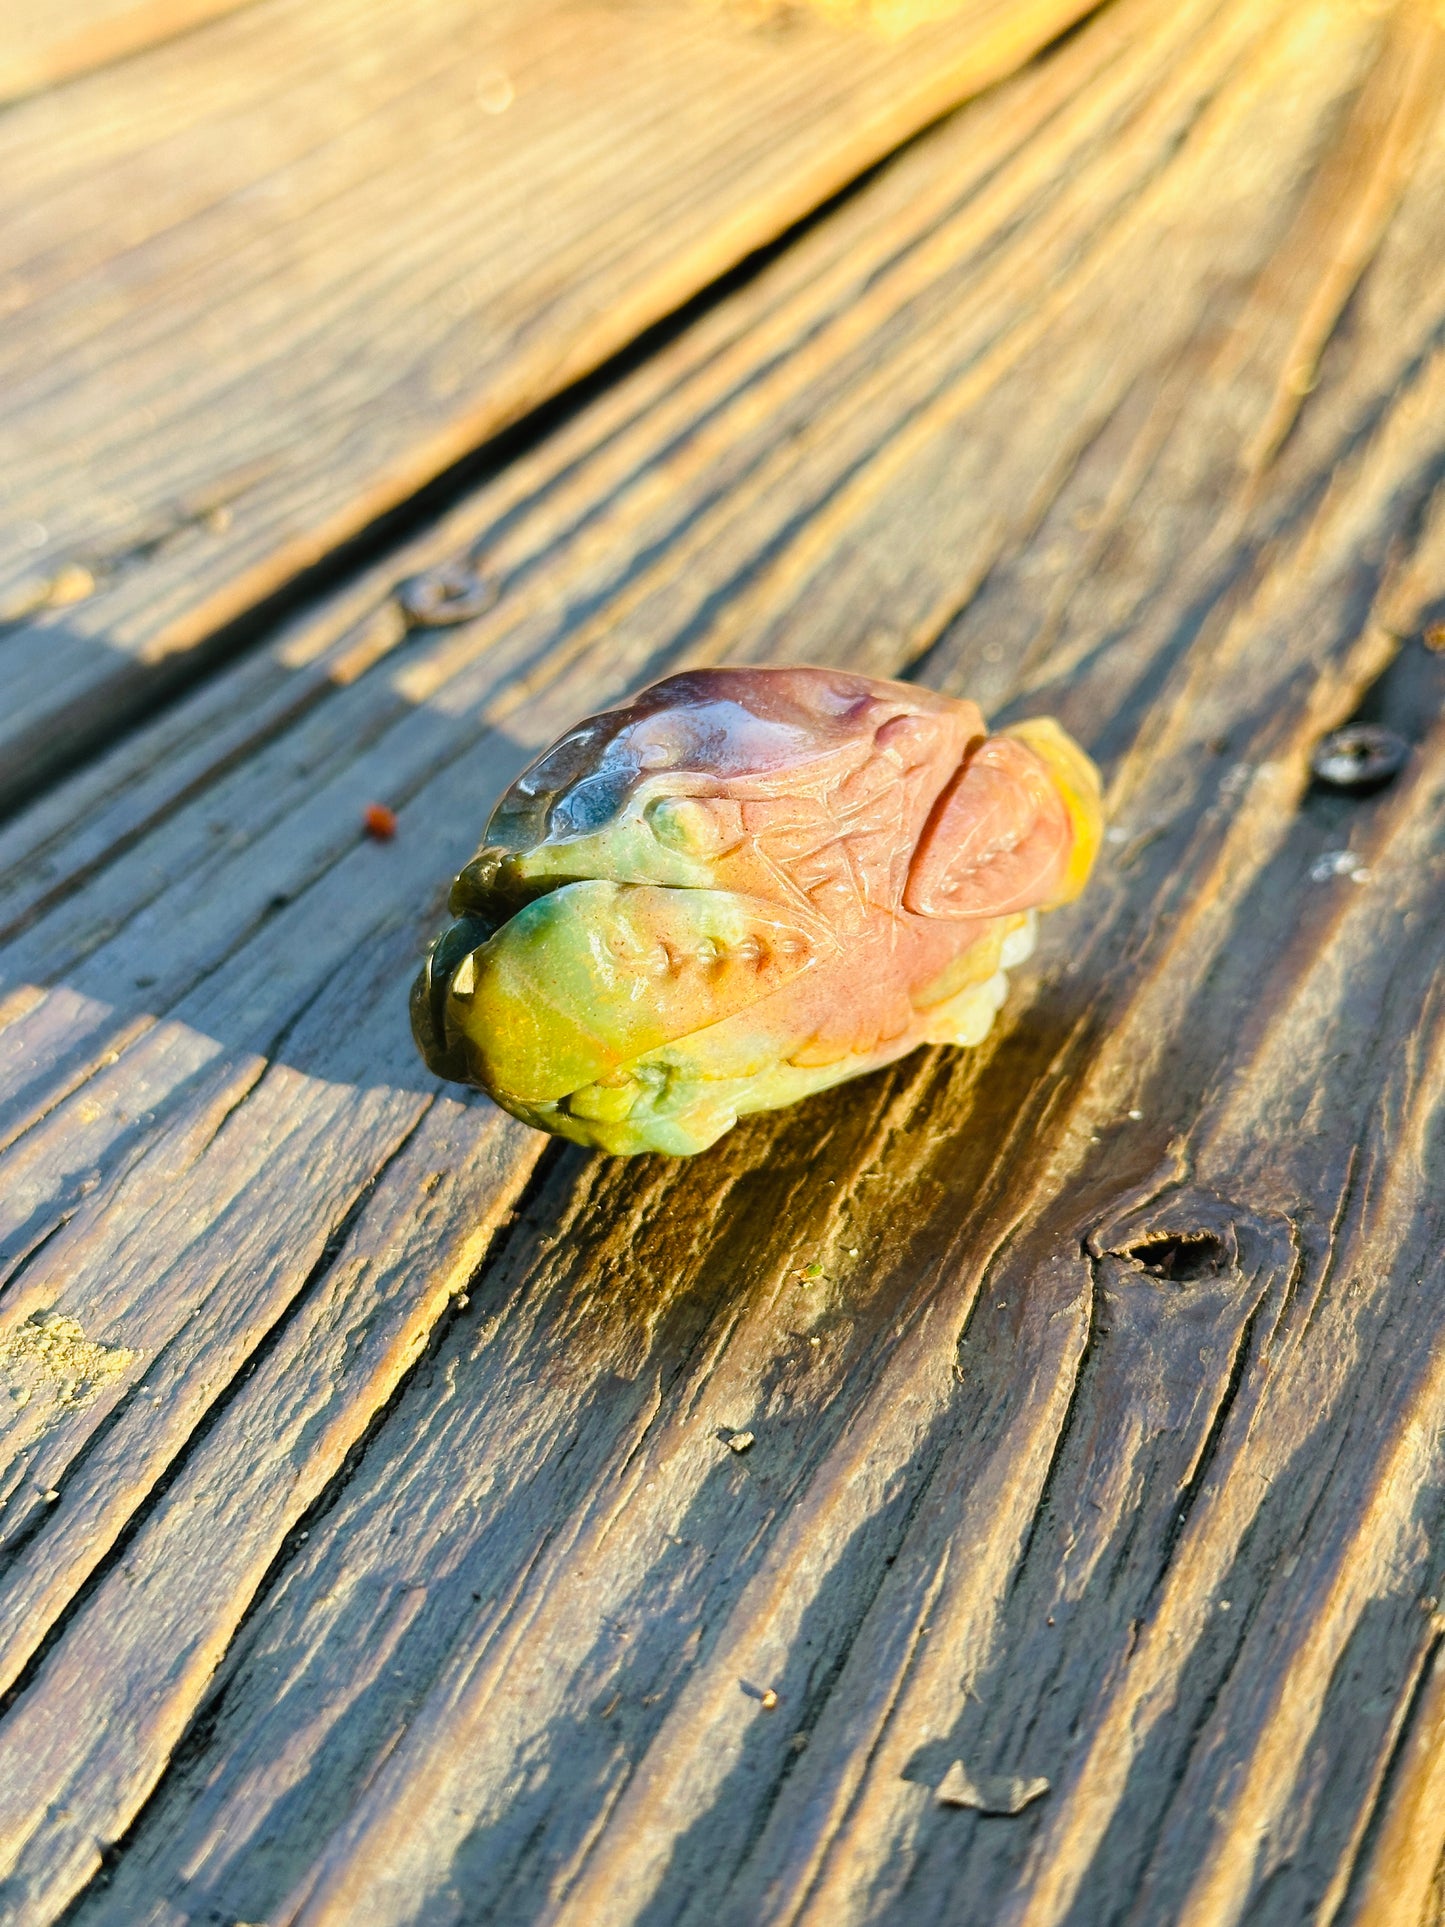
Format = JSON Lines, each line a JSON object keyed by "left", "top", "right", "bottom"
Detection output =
{"left": 412, "top": 666, "right": 1102, "bottom": 1156}
{"left": 448, "top": 881, "right": 829, "bottom": 1108}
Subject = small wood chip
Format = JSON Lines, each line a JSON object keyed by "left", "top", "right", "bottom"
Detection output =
{"left": 728, "top": 1431, "right": 755, "bottom": 1454}
{"left": 935, "top": 1761, "right": 1050, "bottom": 1814}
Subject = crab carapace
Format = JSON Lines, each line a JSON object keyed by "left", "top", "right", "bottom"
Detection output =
{"left": 412, "top": 666, "right": 1102, "bottom": 1154}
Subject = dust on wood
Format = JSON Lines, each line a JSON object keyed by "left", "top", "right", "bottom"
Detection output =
{"left": 0, "top": 1312, "right": 137, "bottom": 1433}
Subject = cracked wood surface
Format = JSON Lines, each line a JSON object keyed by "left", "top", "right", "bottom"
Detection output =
{"left": 0, "top": 0, "right": 1095, "bottom": 819}
{"left": 1, "top": 0, "right": 1445, "bottom": 1921}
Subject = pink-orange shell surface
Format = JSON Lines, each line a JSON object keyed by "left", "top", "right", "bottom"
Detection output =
{"left": 412, "top": 666, "right": 1102, "bottom": 1154}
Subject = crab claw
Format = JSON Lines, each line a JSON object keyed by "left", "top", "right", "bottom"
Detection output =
{"left": 903, "top": 718, "right": 1102, "bottom": 921}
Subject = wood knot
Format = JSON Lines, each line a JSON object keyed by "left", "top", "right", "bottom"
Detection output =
{"left": 1120, "top": 1229, "right": 1229, "bottom": 1283}
{"left": 1085, "top": 1187, "right": 1263, "bottom": 1290}
{"left": 1086, "top": 1188, "right": 1295, "bottom": 1293}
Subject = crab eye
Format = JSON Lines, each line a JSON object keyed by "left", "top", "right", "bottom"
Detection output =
{"left": 549, "top": 770, "right": 629, "bottom": 836}
{"left": 646, "top": 796, "right": 723, "bottom": 856}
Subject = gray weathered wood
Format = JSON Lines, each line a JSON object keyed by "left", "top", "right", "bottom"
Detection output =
{"left": 0, "top": 0, "right": 1094, "bottom": 816}
{"left": 0, "top": 0, "right": 1444, "bottom": 1920}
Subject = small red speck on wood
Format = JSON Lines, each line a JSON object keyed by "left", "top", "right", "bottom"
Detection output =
{"left": 364, "top": 804, "right": 398, "bottom": 840}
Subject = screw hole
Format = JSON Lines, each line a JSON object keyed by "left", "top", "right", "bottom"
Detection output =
{"left": 1123, "top": 1231, "right": 1227, "bottom": 1282}
{"left": 1310, "top": 724, "right": 1408, "bottom": 795}
{"left": 397, "top": 559, "right": 494, "bottom": 628}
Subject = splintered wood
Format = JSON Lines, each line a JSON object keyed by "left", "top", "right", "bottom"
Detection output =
{"left": 1, "top": 0, "right": 1445, "bottom": 1923}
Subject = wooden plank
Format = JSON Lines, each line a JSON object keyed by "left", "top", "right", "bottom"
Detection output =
{"left": 0, "top": 0, "right": 1095, "bottom": 818}
{"left": 0, "top": 0, "right": 258, "bottom": 106}
{"left": 0, "top": 0, "right": 1443, "bottom": 1919}
{"left": 1345, "top": 1637, "right": 1445, "bottom": 1927}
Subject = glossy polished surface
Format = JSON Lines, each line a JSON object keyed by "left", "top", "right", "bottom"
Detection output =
{"left": 412, "top": 667, "right": 1102, "bottom": 1153}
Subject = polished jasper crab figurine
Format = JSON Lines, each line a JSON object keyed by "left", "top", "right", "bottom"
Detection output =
{"left": 412, "top": 666, "right": 1102, "bottom": 1155}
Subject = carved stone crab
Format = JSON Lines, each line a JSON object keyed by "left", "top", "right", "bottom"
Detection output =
{"left": 412, "top": 666, "right": 1101, "bottom": 1154}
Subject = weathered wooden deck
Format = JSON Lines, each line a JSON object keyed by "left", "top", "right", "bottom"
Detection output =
{"left": 2, "top": 2, "right": 1444, "bottom": 1922}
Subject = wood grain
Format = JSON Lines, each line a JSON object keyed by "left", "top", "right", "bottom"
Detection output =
{"left": 0, "top": 0, "right": 1444, "bottom": 1919}
{"left": 1345, "top": 1636, "right": 1445, "bottom": 1927}
{"left": 0, "top": 0, "right": 258, "bottom": 105}
{"left": 0, "top": 0, "right": 1095, "bottom": 818}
